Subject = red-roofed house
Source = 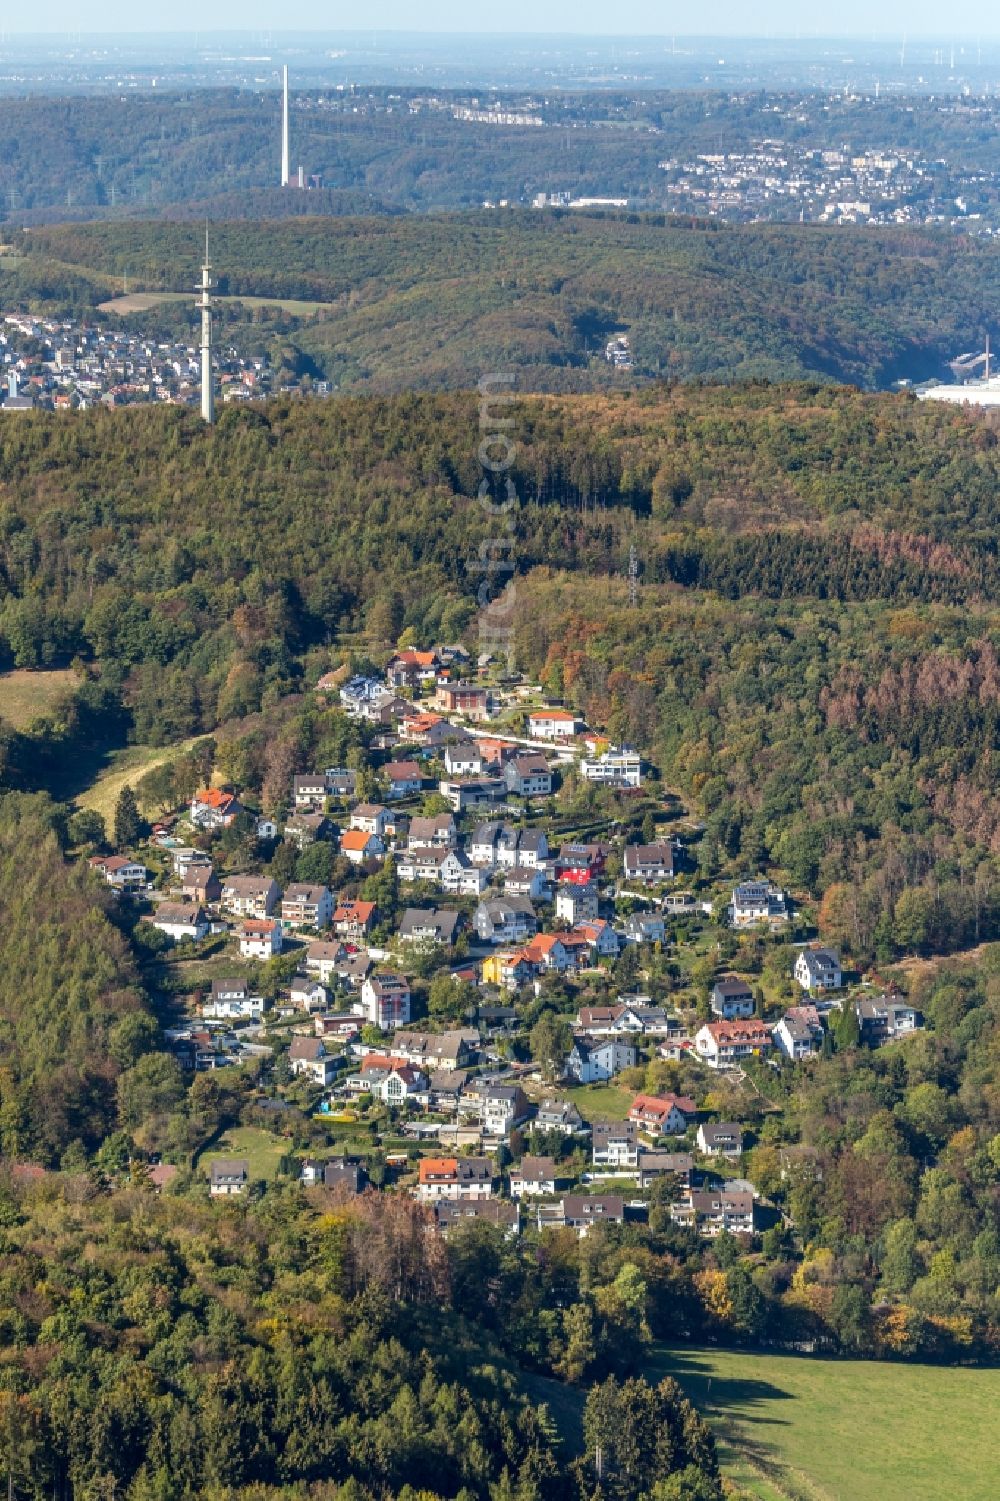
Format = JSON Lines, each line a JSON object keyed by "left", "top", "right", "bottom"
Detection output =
{"left": 629, "top": 1093, "right": 697, "bottom": 1136}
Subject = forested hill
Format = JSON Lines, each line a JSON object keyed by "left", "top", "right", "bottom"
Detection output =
{"left": 6, "top": 382, "right": 1000, "bottom": 966}
{"left": 16, "top": 212, "right": 1000, "bottom": 390}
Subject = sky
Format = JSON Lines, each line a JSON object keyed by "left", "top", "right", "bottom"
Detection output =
{"left": 7, "top": 4, "right": 1000, "bottom": 37}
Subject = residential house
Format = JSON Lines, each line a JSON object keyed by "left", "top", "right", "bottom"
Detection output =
{"left": 333, "top": 900, "right": 378, "bottom": 941}
{"left": 696, "top": 1122, "right": 744, "bottom": 1158}
{"left": 505, "top": 753, "right": 553, "bottom": 798}
{"left": 183, "top": 864, "right": 222, "bottom": 905}
{"left": 324, "top": 767, "right": 358, "bottom": 798}
{"left": 355, "top": 1055, "right": 428, "bottom": 1104}
{"left": 149, "top": 903, "right": 210, "bottom": 943}
{"left": 579, "top": 745, "right": 643, "bottom": 789}
{"left": 398, "top": 908, "right": 460, "bottom": 945}
{"left": 388, "top": 649, "right": 441, "bottom": 691}
{"left": 280, "top": 884, "right": 334, "bottom": 930}
{"left": 637, "top": 1152, "right": 694, "bottom": 1190}
{"left": 416, "top": 1156, "right": 494, "bottom": 1202}
{"left": 568, "top": 1035, "right": 637, "bottom": 1083}
{"left": 339, "top": 830, "right": 385, "bottom": 865}
{"left": 398, "top": 846, "right": 488, "bottom": 895}
{"left": 504, "top": 866, "right": 549, "bottom": 900}
{"left": 730, "top": 878, "right": 789, "bottom": 928}
{"left": 256, "top": 816, "right": 279, "bottom": 840}
{"left": 284, "top": 812, "right": 335, "bottom": 849}
{"left": 221, "top": 875, "right": 280, "bottom": 920}
{"left": 210, "top": 1159, "right": 249, "bottom": 1197}
{"left": 288, "top": 1036, "right": 340, "bottom": 1087}
{"left": 434, "top": 681, "right": 493, "bottom": 719}
{"left": 289, "top": 976, "right": 328, "bottom": 1011}
{"left": 392, "top": 1030, "right": 478, "bottom": 1072}
{"left": 521, "top": 934, "right": 574, "bottom": 974}
{"left": 527, "top": 709, "right": 581, "bottom": 740}
{"left": 711, "top": 977, "right": 756, "bottom": 1021}
{"left": 435, "top": 1201, "right": 519, "bottom": 1236}
{"left": 349, "top": 803, "right": 393, "bottom": 839}
{"left": 794, "top": 947, "right": 842, "bottom": 992}
{"left": 535, "top": 1099, "right": 587, "bottom": 1135}
{"left": 625, "top": 912, "right": 668, "bottom": 944}
{"left": 438, "top": 778, "right": 507, "bottom": 812}
{"left": 694, "top": 1019, "right": 773, "bottom": 1069}
{"left": 475, "top": 896, "right": 538, "bottom": 945}
{"left": 774, "top": 1004, "right": 825, "bottom": 1060}
{"left": 857, "top": 995, "right": 922, "bottom": 1047}
{"left": 360, "top": 973, "right": 411, "bottom": 1030}
{"left": 469, "top": 821, "right": 503, "bottom": 866}
{"left": 407, "top": 814, "right": 457, "bottom": 849}
{"left": 572, "top": 919, "right": 621, "bottom": 960}
{"left": 293, "top": 774, "right": 329, "bottom": 809}
{"left": 466, "top": 1082, "right": 532, "bottom": 1138}
{"left": 592, "top": 1121, "right": 640, "bottom": 1169}
{"left": 324, "top": 1160, "right": 368, "bottom": 1194}
{"left": 539, "top": 1195, "right": 624, "bottom": 1236}
{"left": 89, "top": 854, "right": 148, "bottom": 890}
{"left": 314, "top": 1012, "right": 362, "bottom": 1042}
{"left": 555, "top": 881, "right": 599, "bottom": 925}
{"left": 509, "top": 1156, "right": 559, "bottom": 1198}
{"left": 383, "top": 760, "right": 423, "bottom": 798}
{"left": 190, "top": 788, "right": 244, "bottom": 829}
{"left": 481, "top": 950, "right": 536, "bottom": 990}
{"left": 629, "top": 1093, "right": 696, "bottom": 1137}
{"left": 557, "top": 843, "right": 608, "bottom": 883}
{"left": 305, "top": 940, "right": 348, "bottom": 986}
{"left": 203, "top": 978, "right": 264, "bottom": 1021}
{"left": 671, "top": 1189, "right": 756, "bottom": 1238}
{"left": 623, "top": 841, "right": 674, "bottom": 884}
{"left": 239, "top": 920, "right": 283, "bottom": 961}
{"left": 444, "top": 741, "right": 485, "bottom": 777}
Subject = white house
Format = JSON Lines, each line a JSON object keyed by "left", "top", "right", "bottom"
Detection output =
{"left": 238, "top": 920, "right": 283, "bottom": 960}
{"left": 527, "top": 709, "right": 581, "bottom": 740}
{"left": 288, "top": 1036, "right": 340, "bottom": 1086}
{"left": 361, "top": 973, "right": 411, "bottom": 1030}
{"left": 794, "top": 947, "right": 842, "bottom": 992}
{"left": 555, "top": 881, "right": 599, "bottom": 925}
{"left": 349, "top": 803, "right": 393, "bottom": 838}
{"left": 694, "top": 1019, "right": 772, "bottom": 1069}
{"left": 280, "top": 884, "right": 334, "bottom": 930}
{"left": 89, "top": 855, "right": 148, "bottom": 890}
{"left": 774, "top": 1005, "right": 825, "bottom": 1059}
{"left": 592, "top": 1121, "right": 640, "bottom": 1169}
{"left": 623, "top": 841, "right": 674, "bottom": 884}
{"left": 203, "top": 978, "right": 265, "bottom": 1021}
{"left": 710, "top": 977, "right": 756, "bottom": 1020}
{"left": 149, "top": 903, "right": 210, "bottom": 943}
{"left": 567, "top": 1035, "right": 637, "bottom": 1083}
{"left": 580, "top": 746, "right": 643, "bottom": 788}
{"left": 339, "top": 830, "right": 386, "bottom": 865}
{"left": 221, "top": 875, "right": 280, "bottom": 919}
{"left": 730, "top": 879, "right": 788, "bottom": 928}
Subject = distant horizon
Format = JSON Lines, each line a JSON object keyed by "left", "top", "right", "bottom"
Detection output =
{"left": 4, "top": 28, "right": 1000, "bottom": 39}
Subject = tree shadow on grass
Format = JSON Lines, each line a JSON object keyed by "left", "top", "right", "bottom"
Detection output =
{"left": 652, "top": 1347, "right": 795, "bottom": 1426}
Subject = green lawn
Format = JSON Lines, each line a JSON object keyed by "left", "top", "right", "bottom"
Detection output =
{"left": 651, "top": 1345, "right": 1000, "bottom": 1501}
{"left": 199, "top": 1126, "right": 289, "bottom": 1182}
{"left": 0, "top": 667, "right": 80, "bottom": 729}
{"left": 560, "top": 1082, "right": 634, "bottom": 1121}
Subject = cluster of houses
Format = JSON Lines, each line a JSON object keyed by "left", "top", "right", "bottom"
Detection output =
{"left": 91, "top": 642, "right": 926, "bottom": 1228}
{"left": 206, "top": 1082, "right": 765, "bottom": 1240}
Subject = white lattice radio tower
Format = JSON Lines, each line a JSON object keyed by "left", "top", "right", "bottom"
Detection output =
{"left": 628, "top": 542, "right": 640, "bottom": 607}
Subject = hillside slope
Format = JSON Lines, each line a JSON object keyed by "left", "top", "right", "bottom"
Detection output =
{"left": 18, "top": 213, "right": 1000, "bottom": 389}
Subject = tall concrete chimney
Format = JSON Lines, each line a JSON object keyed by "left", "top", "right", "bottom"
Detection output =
{"left": 281, "top": 65, "right": 290, "bottom": 188}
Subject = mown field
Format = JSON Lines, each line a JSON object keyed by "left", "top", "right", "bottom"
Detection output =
{"left": 74, "top": 734, "right": 209, "bottom": 824}
{"left": 653, "top": 1346, "right": 1000, "bottom": 1501}
{"left": 0, "top": 667, "right": 79, "bottom": 729}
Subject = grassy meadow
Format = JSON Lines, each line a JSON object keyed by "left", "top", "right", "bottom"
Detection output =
{"left": 652, "top": 1346, "right": 1000, "bottom": 1501}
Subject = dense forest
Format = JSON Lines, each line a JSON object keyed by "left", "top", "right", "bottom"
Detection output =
{"left": 3, "top": 87, "right": 1000, "bottom": 221}
{"left": 13, "top": 212, "right": 1000, "bottom": 389}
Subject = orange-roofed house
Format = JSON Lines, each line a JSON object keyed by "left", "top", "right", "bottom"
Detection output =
{"left": 629, "top": 1093, "right": 697, "bottom": 1136}
{"left": 238, "top": 919, "right": 283, "bottom": 960}
{"left": 527, "top": 709, "right": 583, "bottom": 741}
{"left": 333, "top": 899, "right": 378, "bottom": 940}
{"left": 339, "top": 829, "right": 386, "bottom": 866}
{"left": 415, "top": 1155, "right": 494, "bottom": 1203}
{"left": 190, "top": 787, "right": 244, "bottom": 830}
{"left": 388, "top": 649, "right": 441, "bottom": 691}
{"left": 521, "top": 933, "right": 573, "bottom": 973}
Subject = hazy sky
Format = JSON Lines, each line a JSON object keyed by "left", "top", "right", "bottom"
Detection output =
{"left": 8, "top": 4, "right": 1000, "bottom": 37}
